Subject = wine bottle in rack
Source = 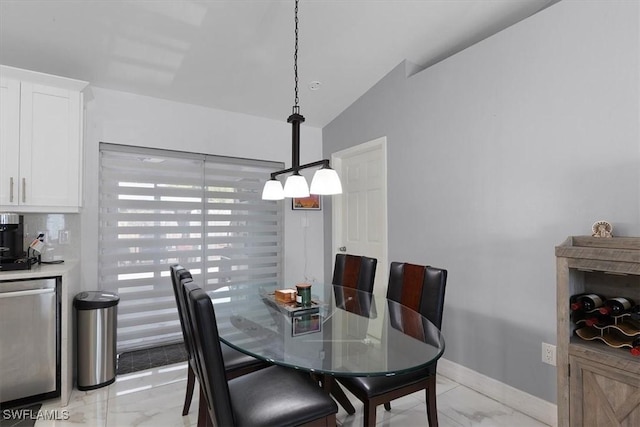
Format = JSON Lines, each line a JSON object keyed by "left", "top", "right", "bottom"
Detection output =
{"left": 569, "top": 293, "right": 583, "bottom": 311}
{"left": 630, "top": 337, "right": 640, "bottom": 357}
{"left": 570, "top": 293, "right": 605, "bottom": 311}
{"left": 585, "top": 314, "right": 614, "bottom": 327}
{"left": 599, "top": 297, "right": 635, "bottom": 315}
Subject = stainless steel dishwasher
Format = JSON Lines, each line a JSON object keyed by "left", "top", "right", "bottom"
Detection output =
{"left": 0, "top": 277, "right": 60, "bottom": 408}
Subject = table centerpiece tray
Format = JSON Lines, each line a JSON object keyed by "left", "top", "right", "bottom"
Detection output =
{"left": 261, "top": 291, "right": 322, "bottom": 317}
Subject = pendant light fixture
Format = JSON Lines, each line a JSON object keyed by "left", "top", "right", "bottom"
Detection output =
{"left": 261, "top": 0, "right": 342, "bottom": 200}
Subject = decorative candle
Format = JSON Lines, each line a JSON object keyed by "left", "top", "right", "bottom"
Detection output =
{"left": 296, "top": 283, "right": 312, "bottom": 307}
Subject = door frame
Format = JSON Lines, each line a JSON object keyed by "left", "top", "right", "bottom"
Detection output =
{"left": 331, "top": 136, "right": 388, "bottom": 292}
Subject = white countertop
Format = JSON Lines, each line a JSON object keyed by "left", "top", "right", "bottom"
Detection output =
{"left": 0, "top": 260, "right": 78, "bottom": 281}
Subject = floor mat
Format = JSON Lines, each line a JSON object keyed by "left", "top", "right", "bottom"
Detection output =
{"left": 117, "top": 342, "right": 187, "bottom": 375}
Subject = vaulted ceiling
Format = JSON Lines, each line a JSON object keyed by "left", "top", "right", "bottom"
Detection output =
{"left": 0, "top": 0, "right": 557, "bottom": 127}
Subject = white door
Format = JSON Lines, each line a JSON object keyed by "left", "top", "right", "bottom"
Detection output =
{"left": 332, "top": 137, "right": 388, "bottom": 297}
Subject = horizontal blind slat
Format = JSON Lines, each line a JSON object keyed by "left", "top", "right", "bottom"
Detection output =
{"left": 101, "top": 212, "right": 204, "bottom": 222}
{"left": 100, "top": 263, "right": 280, "bottom": 280}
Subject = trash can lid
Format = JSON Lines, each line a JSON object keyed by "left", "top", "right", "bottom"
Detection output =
{"left": 74, "top": 291, "right": 120, "bottom": 309}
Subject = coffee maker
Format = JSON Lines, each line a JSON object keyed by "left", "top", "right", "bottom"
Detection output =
{"left": 0, "top": 213, "right": 30, "bottom": 271}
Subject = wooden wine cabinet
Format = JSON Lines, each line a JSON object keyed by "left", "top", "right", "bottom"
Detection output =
{"left": 556, "top": 237, "right": 640, "bottom": 427}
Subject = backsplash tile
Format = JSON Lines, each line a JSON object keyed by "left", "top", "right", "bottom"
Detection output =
{"left": 22, "top": 213, "right": 80, "bottom": 262}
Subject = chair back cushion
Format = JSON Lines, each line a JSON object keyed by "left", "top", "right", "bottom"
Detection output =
{"left": 386, "top": 262, "right": 447, "bottom": 328}
{"left": 184, "top": 282, "right": 235, "bottom": 426}
{"left": 332, "top": 253, "right": 377, "bottom": 293}
{"left": 169, "top": 265, "right": 195, "bottom": 358}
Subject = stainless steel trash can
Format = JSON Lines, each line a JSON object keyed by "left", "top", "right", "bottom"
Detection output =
{"left": 74, "top": 291, "right": 119, "bottom": 391}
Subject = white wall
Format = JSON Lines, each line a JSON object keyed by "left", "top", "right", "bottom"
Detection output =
{"left": 81, "top": 87, "right": 325, "bottom": 292}
{"left": 323, "top": 0, "right": 639, "bottom": 404}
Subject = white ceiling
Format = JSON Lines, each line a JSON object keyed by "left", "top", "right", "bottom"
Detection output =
{"left": 0, "top": 0, "right": 557, "bottom": 128}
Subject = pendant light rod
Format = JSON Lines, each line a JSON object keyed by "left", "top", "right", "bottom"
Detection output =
{"left": 293, "top": 0, "right": 300, "bottom": 109}
{"left": 289, "top": 0, "right": 303, "bottom": 172}
{"left": 288, "top": 111, "right": 304, "bottom": 171}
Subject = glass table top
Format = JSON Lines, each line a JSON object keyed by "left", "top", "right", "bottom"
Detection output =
{"left": 213, "top": 283, "right": 444, "bottom": 377}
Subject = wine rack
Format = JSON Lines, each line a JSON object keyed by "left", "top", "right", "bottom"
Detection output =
{"left": 556, "top": 236, "right": 640, "bottom": 427}
{"left": 573, "top": 310, "right": 640, "bottom": 351}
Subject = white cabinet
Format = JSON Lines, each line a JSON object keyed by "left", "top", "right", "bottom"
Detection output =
{"left": 0, "top": 66, "right": 88, "bottom": 212}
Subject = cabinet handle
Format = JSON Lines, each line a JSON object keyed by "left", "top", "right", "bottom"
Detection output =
{"left": 9, "top": 177, "right": 14, "bottom": 202}
{"left": 0, "top": 288, "right": 55, "bottom": 299}
{"left": 22, "top": 177, "right": 26, "bottom": 203}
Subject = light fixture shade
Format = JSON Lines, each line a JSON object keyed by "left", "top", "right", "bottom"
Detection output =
{"left": 283, "top": 173, "right": 310, "bottom": 198}
{"left": 262, "top": 179, "right": 285, "bottom": 200}
{"left": 310, "top": 167, "right": 342, "bottom": 195}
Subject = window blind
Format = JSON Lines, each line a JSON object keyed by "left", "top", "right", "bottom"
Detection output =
{"left": 99, "top": 143, "right": 283, "bottom": 351}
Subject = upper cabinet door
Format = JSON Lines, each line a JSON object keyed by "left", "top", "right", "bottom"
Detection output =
{"left": 0, "top": 78, "right": 21, "bottom": 206}
{"left": 19, "top": 82, "right": 82, "bottom": 208}
{"left": 0, "top": 66, "right": 87, "bottom": 212}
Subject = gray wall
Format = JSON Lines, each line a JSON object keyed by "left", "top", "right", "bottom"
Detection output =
{"left": 323, "top": 0, "right": 639, "bottom": 403}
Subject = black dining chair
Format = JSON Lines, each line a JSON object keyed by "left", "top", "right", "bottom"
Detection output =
{"left": 184, "top": 280, "right": 339, "bottom": 427}
{"left": 169, "top": 265, "right": 268, "bottom": 419}
{"left": 337, "top": 262, "right": 448, "bottom": 427}
{"left": 328, "top": 253, "right": 378, "bottom": 414}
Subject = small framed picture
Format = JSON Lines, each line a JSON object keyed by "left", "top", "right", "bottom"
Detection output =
{"left": 292, "top": 312, "right": 322, "bottom": 336}
{"left": 292, "top": 194, "right": 321, "bottom": 210}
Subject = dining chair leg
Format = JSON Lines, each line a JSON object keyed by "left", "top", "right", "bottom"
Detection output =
{"left": 363, "top": 402, "right": 376, "bottom": 427}
{"left": 383, "top": 402, "right": 391, "bottom": 411}
{"left": 425, "top": 375, "right": 438, "bottom": 427}
{"left": 322, "top": 375, "right": 356, "bottom": 415}
{"left": 183, "top": 364, "right": 196, "bottom": 416}
{"left": 197, "top": 388, "right": 210, "bottom": 427}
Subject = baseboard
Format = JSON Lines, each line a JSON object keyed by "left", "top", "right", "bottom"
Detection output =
{"left": 437, "top": 358, "right": 557, "bottom": 427}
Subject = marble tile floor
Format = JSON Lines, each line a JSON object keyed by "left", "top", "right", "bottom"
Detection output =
{"left": 35, "top": 362, "right": 551, "bottom": 427}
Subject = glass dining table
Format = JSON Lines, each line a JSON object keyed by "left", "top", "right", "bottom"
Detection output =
{"left": 213, "top": 282, "right": 445, "bottom": 414}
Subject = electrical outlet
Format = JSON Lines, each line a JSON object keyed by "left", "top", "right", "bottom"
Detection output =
{"left": 542, "top": 342, "right": 556, "bottom": 366}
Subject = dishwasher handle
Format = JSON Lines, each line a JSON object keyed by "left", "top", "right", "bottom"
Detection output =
{"left": 0, "top": 288, "right": 55, "bottom": 299}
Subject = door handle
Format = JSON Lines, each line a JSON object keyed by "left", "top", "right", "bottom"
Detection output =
{"left": 9, "top": 177, "right": 14, "bottom": 202}
{"left": 22, "top": 177, "right": 26, "bottom": 203}
{"left": 338, "top": 246, "right": 346, "bottom": 252}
